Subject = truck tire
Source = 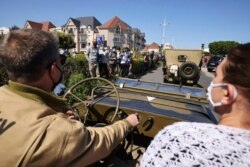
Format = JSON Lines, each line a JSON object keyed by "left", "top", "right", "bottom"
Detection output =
{"left": 179, "top": 62, "right": 199, "bottom": 80}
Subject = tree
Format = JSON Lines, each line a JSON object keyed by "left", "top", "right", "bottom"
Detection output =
{"left": 57, "top": 32, "right": 75, "bottom": 50}
{"left": 208, "top": 41, "right": 239, "bottom": 55}
{"left": 9, "top": 25, "right": 20, "bottom": 31}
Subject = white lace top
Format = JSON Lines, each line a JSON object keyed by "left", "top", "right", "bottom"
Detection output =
{"left": 140, "top": 122, "right": 250, "bottom": 167}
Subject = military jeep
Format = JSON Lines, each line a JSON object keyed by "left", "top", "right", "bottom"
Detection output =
{"left": 63, "top": 77, "right": 217, "bottom": 166}
{"left": 162, "top": 49, "right": 203, "bottom": 85}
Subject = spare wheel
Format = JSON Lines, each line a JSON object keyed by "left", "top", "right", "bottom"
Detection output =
{"left": 179, "top": 61, "right": 199, "bottom": 80}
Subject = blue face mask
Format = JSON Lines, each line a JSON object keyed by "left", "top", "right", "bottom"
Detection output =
{"left": 207, "top": 82, "right": 238, "bottom": 107}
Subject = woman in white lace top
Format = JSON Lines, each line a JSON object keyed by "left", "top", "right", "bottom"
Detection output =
{"left": 140, "top": 43, "right": 250, "bottom": 167}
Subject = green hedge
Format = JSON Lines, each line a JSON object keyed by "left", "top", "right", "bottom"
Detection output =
{"left": 63, "top": 54, "right": 89, "bottom": 87}
{"left": 132, "top": 59, "right": 144, "bottom": 74}
{"left": 0, "top": 52, "right": 150, "bottom": 87}
{"left": 0, "top": 64, "right": 8, "bottom": 86}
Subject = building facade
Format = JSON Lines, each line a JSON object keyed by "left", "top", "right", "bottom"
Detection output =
{"left": 131, "top": 28, "right": 146, "bottom": 51}
{"left": 63, "top": 16, "right": 146, "bottom": 52}
{"left": 62, "top": 17, "right": 102, "bottom": 53}
{"left": 145, "top": 42, "right": 160, "bottom": 53}
{"left": 23, "top": 16, "right": 146, "bottom": 53}
{"left": 98, "top": 16, "right": 145, "bottom": 50}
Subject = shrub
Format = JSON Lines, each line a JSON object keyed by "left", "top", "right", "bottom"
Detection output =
{"left": 63, "top": 54, "right": 89, "bottom": 86}
{"left": 0, "top": 65, "right": 8, "bottom": 86}
{"left": 132, "top": 59, "right": 144, "bottom": 74}
{"left": 65, "top": 73, "right": 86, "bottom": 104}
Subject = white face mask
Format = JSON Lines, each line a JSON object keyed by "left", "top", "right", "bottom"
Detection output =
{"left": 207, "top": 82, "right": 238, "bottom": 107}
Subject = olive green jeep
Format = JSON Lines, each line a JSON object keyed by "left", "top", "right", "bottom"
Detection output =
{"left": 63, "top": 77, "right": 217, "bottom": 166}
{"left": 162, "top": 49, "right": 203, "bottom": 85}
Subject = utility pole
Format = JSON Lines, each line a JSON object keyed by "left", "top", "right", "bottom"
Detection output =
{"left": 160, "top": 18, "right": 170, "bottom": 46}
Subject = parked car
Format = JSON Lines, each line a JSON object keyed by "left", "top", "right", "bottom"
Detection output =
{"left": 207, "top": 55, "right": 224, "bottom": 72}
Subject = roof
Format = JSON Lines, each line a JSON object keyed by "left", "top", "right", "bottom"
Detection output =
{"left": 99, "top": 16, "right": 131, "bottom": 30}
{"left": 146, "top": 42, "right": 160, "bottom": 49}
{"left": 66, "top": 16, "right": 102, "bottom": 28}
{"left": 41, "top": 22, "right": 56, "bottom": 31}
{"left": 68, "top": 17, "right": 80, "bottom": 27}
{"left": 25, "top": 20, "right": 56, "bottom": 32}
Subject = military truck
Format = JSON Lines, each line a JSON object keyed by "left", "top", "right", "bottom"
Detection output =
{"left": 162, "top": 49, "right": 203, "bottom": 85}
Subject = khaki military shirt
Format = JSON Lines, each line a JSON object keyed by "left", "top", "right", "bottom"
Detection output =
{"left": 0, "top": 81, "right": 132, "bottom": 167}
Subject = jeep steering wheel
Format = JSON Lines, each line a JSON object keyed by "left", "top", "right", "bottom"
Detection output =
{"left": 63, "top": 77, "right": 120, "bottom": 124}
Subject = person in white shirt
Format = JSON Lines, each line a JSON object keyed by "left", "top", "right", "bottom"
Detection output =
{"left": 119, "top": 47, "right": 131, "bottom": 77}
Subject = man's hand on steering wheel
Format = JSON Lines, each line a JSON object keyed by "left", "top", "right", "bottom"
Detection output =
{"left": 126, "top": 114, "right": 139, "bottom": 127}
{"left": 66, "top": 110, "right": 81, "bottom": 121}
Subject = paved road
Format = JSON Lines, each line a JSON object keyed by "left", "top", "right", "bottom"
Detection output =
{"left": 198, "top": 67, "right": 214, "bottom": 88}
{"left": 139, "top": 67, "right": 214, "bottom": 88}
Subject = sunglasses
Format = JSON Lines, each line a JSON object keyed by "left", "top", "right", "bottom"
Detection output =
{"left": 46, "top": 55, "right": 66, "bottom": 69}
{"left": 60, "top": 55, "right": 67, "bottom": 65}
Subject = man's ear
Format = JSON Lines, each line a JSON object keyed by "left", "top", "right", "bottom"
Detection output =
{"left": 221, "top": 84, "right": 236, "bottom": 105}
{"left": 49, "top": 63, "right": 57, "bottom": 73}
{"left": 47, "top": 63, "right": 57, "bottom": 81}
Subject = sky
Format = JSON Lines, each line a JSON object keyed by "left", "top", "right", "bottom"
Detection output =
{"left": 1, "top": 0, "right": 250, "bottom": 49}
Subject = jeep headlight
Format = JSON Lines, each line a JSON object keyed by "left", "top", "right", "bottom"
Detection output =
{"left": 169, "top": 65, "right": 178, "bottom": 76}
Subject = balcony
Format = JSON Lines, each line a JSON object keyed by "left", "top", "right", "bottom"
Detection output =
{"left": 114, "top": 33, "right": 122, "bottom": 38}
{"left": 79, "top": 30, "right": 87, "bottom": 35}
{"left": 113, "top": 37, "right": 121, "bottom": 43}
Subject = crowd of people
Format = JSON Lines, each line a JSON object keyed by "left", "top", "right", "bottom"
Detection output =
{"left": 86, "top": 41, "right": 134, "bottom": 78}
{"left": 1, "top": 29, "right": 250, "bottom": 166}
{"left": 143, "top": 51, "right": 162, "bottom": 72}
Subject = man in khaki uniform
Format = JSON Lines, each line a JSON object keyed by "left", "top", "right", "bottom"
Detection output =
{"left": 0, "top": 29, "right": 139, "bottom": 167}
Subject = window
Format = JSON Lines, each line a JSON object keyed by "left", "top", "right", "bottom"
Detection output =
{"left": 113, "top": 37, "right": 120, "bottom": 42}
{"left": 81, "top": 43, "right": 86, "bottom": 49}
{"left": 178, "top": 55, "right": 187, "bottom": 62}
{"left": 80, "top": 28, "right": 84, "bottom": 33}
{"left": 115, "top": 25, "right": 121, "bottom": 34}
{"left": 87, "top": 25, "right": 92, "bottom": 33}
{"left": 69, "top": 28, "right": 73, "bottom": 33}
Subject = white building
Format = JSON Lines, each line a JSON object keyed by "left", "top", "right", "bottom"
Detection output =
{"left": 163, "top": 43, "right": 174, "bottom": 50}
{"left": 0, "top": 27, "right": 10, "bottom": 36}
{"left": 63, "top": 16, "right": 102, "bottom": 53}
{"left": 23, "top": 16, "right": 146, "bottom": 53}
{"left": 98, "top": 16, "right": 145, "bottom": 51}
{"left": 61, "top": 16, "right": 146, "bottom": 53}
